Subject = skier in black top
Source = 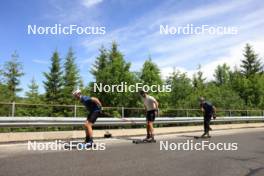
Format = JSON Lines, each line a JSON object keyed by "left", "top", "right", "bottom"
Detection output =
{"left": 199, "top": 97, "right": 216, "bottom": 138}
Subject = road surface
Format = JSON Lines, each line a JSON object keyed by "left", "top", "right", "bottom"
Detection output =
{"left": 0, "top": 128, "right": 264, "bottom": 176}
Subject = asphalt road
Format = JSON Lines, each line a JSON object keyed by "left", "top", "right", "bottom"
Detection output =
{"left": 0, "top": 128, "right": 264, "bottom": 176}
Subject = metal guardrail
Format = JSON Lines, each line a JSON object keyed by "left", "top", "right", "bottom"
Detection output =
{"left": 1, "top": 102, "right": 264, "bottom": 128}
{"left": 1, "top": 102, "right": 264, "bottom": 118}
{"left": 0, "top": 116, "right": 263, "bottom": 127}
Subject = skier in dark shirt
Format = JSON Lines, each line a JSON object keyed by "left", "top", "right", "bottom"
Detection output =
{"left": 73, "top": 90, "right": 102, "bottom": 145}
{"left": 199, "top": 97, "right": 216, "bottom": 138}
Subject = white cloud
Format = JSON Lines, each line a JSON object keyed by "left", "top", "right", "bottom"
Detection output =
{"left": 152, "top": 0, "right": 253, "bottom": 27}
{"left": 44, "top": 0, "right": 102, "bottom": 25}
{"left": 176, "top": 38, "right": 264, "bottom": 81}
{"left": 82, "top": 0, "right": 103, "bottom": 8}
{"left": 80, "top": 0, "right": 264, "bottom": 82}
{"left": 32, "top": 59, "right": 49, "bottom": 65}
{"left": 158, "top": 39, "right": 263, "bottom": 79}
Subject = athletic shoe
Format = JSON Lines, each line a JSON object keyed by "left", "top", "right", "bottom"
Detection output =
{"left": 144, "top": 137, "right": 155, "bottom": 143}
{"left": 201, "top": 133, "right": 207, "bottom": 138}
{"left": 142, "top": 137, "right": 150, "bottom": 142}
{"left": 206, "top": 133, "right": 211, "bottom": 138}
{"left": 201, "top": 133, "right": 211, "bottom": 138}
{"left": 83, "top": 141, "right": 93, "bottom": 148}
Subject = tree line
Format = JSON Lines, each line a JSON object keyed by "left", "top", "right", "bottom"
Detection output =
{"left": 0, "top": 42, "right": 263, "bottom": 117}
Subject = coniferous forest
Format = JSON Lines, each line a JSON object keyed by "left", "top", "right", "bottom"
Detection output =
{"left": 0, "top": 42, "right": 263, "bottom": 117}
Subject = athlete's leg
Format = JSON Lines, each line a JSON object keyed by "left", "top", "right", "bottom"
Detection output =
{"left": 86, "top": 121, "right": 93, "bottom": 137}
{"left": 84, "top": 120, "right": 94, "bottom": 142}
{"left": 143, "top": 122, "right": 150, "bottom": 141}
{"left": 84, "top": 120, "right": 90, "bottom": 137}
{"left": 146, "top": 122, "right": 150, "bottom": 138}
{"left": 201, "top": 117, "right": 207, "bottom": 137}
{"left": 144, "top": 110, "right": 155, "bottom": 141}
{"left": 145, "top": 111, "right": 151, "bottom": 139}
{"left": 204, "top": 118, "right": 210, "bottom": 135}
{"left": 203, "top": 117, "right": 207, "bottom": 133}
{"left": 84, "top": 111, "right": 99, "bottom": 143}
{"left": 148, "top": 121, "right": 154, "bottom": 139}
{"left": 207, "top": 118, "right": 211, "bottom": 136}
{"left": 149, "top": 110, "right": 156, "bottom": 139}
{"left": 143, "top": 121, "right": 151, "bottom": 142}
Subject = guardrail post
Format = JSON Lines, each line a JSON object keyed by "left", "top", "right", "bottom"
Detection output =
{"left": 121, "top": 107, "right": 124, "bottom": 118}
{"left": 186, "top": 110, "right": 189, "bottom": 117}
{"left": 74, "top": 104, "right": 77, "bottom": 117}
{"left": 229, "top": 110, "right": 231, "bottom": 117}
{"left": 12, "top": 101, "right": 15, "bottom": 117}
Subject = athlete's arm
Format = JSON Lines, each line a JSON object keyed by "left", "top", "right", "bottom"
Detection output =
{"left": 91, "top": 97, "right": 102, "bottom": 107}
{"left": 144, "top": 104, "right": 147, "bottom": 112}
{"left": 213, "top": 106, "right": 216, "bottom": 113}
{"left": 154, "top": 100, "right": 159, "bottom": 110}
{"left": 213, "top": 106, "right": 217, "bottom": 119}
{"left": 200, "top": 104, "right": 204, "bottom": 112}
{"left": 149, "top": 96, "right": 158, "bottom": 110}
{"left": 154, "top": 100, "right": 159, "bottom": 116}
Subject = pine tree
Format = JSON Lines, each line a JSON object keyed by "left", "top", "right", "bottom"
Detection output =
{"left": 107, "top": 42, "right": 135, "bottom": 107}
{"left": 90, "top": 46, "right": 109, "bottom": 105}
{"left": 139, "top": 58, "right": 164, "bottom": 105}
{"left": 192, "top": 65, "right": 205, "bottom": 89}
{"left": 191, "top": 65, "right": 206, "bottom": 105}
{"left": 79, "top": 78, "right": 84, "bottom": 88}
{"left": 166, "top": 70, "right": 192, "bottom": 108}
{"left": 241, "top": 43, "right": 262, "bottom": 78}
{"left": 140, "top": 58, "right": 162, "bottom": 86}
{"left": 230, "top": 44, "right": 264, "bottom": 106}
{"left": 0, "top": 66, "right": 3, "bottom": 83}
{"left": 91, "top": 46, "right": 108, "bottom": 79}
{"left": 0, "top": 65, "right": 9, "bottom": 115}
{"left": 26, "top": 77, "right": 39, "bottom": 102}
{"left": 3, "top": 51, "right": 24, "bottom": 102}
{"left": 62, "top": 47, "right": 80, "bottom": 105}
{"left": 214, "top": 63, "right": 231, "bottom": 85}
{"left": 0, "top": 84, "right": 9, "bottom": 116}
{"left": 90, "top": 42, "right": 136, "bottom": 108}
{"left": 23, "top": 77, "right": 42, "bottom": 116}
{"left": 43, "top": 50, "right": 63, "bottom": 105}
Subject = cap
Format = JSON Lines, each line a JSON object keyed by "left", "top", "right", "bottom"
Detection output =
{"left": 72, "top": 89, "right": 81, "bottom": 96}
{"left": 199, "top": 97, "right": 205, "bottom": 101}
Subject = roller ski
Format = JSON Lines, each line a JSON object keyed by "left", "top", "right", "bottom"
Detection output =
{"left": 194, "top": 133, "right": 211, "bottom": 139}
{"left": 132, "top": 137, "right": 156, "bottom": 144}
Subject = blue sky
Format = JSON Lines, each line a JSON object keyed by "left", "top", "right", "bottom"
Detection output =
{"left": 0, "top": 0, "right": 264, "bottom": 96}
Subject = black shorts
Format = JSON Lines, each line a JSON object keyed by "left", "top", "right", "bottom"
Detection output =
{"left": 87, "top": 110, "right": 100, "bottom": 124}
{"left": 204, "top": 114, "right": 212, "bottom": 120}
{"left": 146, "top": 110, "right": 156, "bottom": 122}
